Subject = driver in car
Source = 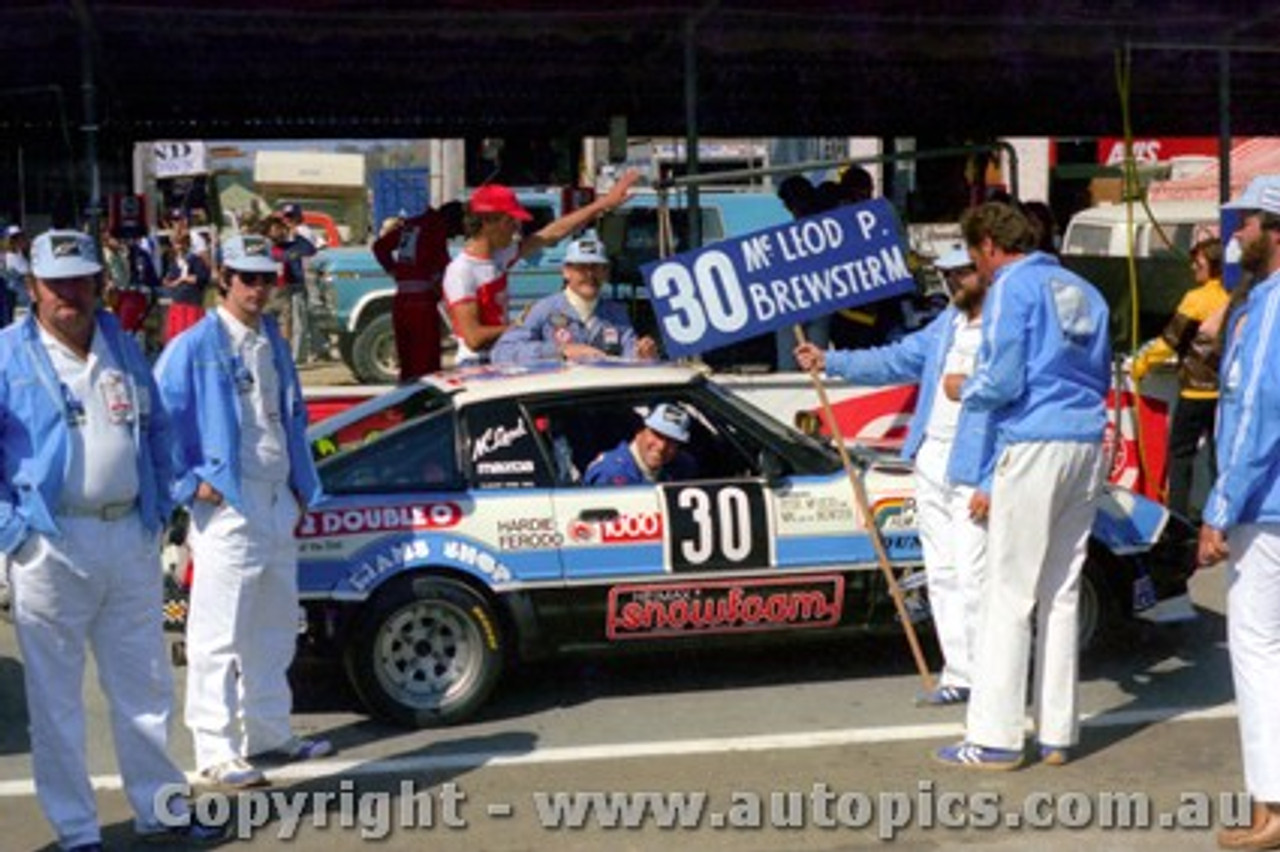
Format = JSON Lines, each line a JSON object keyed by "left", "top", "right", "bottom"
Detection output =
{"left": 584, "top": 403, "right": 698, "bottom": 485}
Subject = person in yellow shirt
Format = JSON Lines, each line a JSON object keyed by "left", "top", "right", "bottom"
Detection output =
{"left": 1130, "top": 237, "right": 1228, "bottom": 522}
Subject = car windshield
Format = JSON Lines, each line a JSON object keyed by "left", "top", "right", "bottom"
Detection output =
{"left": 702, "top": 380, "right": 842, "bottom": 474}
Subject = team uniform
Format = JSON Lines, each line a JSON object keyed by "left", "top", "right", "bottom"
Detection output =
{"left": 491, "top": 290, "right": 640, "bottom": 364}
{"left": 154, "top": 308, "right": 322, "bottom": 778}
{"left": 443, "top": 245, "right": 517, "bottom": 364}
{"left": 583, "top": 440, "right": 697, "bottom": 485}
{"left": 373, "top": 210, "right": 452, "bottom": 379}
{"left": 1, "top": 308, "right": 196, "bottom": 849}
{"left": 824, "top": 305, "right": 991, "bottom": 695}
{"left": 1204, "top": 270, "right": 1280, "bottom": 803}
{"left": 957, "top": 252, "right": 1110, "bottom": 757}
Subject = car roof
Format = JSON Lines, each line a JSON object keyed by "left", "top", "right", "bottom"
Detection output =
{"left": 1066, "top": 200, "right": 1219, "bottom": 226}
{"left": 418, "top": 360, "right": 708, "bottom": 407}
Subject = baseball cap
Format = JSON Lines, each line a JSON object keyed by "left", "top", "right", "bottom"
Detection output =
{"left": 5, "top": 224, "right": 23, "bottom": 238}
{"left": 1222, "top": 175, "right": 1280, "bottom": 214}
{"left": 31, "top": 230, "right": 103, "bottom": 279}
{"left": 279, "top": 202, "right": 303, "bottom": 221}
{"left": 469, "top": 184, "right": 533, "bottom": 222}
{"left": 643, "top": 403, "right": 691, "bottom": 444}
{"left": 220, "top": 234, "right": 279, "bottom": 274}
{"left": 564, "top": 231, "right": 609, "bottom": 265}
{"left": 935, "top": 246, "right": 974, "bottom": 271}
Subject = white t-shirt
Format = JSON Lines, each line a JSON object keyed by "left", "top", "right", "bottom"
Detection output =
{"left": 42, "top": 322, "right": 141, "bottom": 512}
{"left": 443, "top": 245, "right": 518, "bottom": 363}
{"left": 217, "top": 307, "right": 289, "bottom": 484}
{"left": 924, "top": 313, "right": 982, "bottom": 444}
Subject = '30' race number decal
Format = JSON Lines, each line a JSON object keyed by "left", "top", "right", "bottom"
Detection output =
{"left": 662, "top": 482, "right": 769, "bottom": 572}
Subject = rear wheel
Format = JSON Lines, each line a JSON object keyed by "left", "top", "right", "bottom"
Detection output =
{"left": 344, "top": 575, "right": 504, "bottom": 727}
{"left": 350, "top": 311, "right": 398, "bottom": 385}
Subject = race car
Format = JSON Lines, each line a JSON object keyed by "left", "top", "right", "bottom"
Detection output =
{"left": 293, "top": 362, "right": 1196, "bottom": 728}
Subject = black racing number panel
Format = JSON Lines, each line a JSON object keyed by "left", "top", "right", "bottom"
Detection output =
{"left": 662, "top": 482, "right": 769, "bottom": 572}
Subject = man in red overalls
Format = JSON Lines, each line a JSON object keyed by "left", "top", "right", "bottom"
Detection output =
{"left": 372, "top": 201, "right": 465, "bottom": 380}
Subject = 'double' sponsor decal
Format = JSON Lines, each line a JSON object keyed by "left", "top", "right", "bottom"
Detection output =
{"left": 298, "top": 503, "right": 463, "bottom": 538}
{"left": 606, "top": 575, "right": 844, "bottom": 640}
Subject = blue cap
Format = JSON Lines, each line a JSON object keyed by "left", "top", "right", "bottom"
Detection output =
{"left": 643, "top": 403, "right": 691, "bottom": 443}
{"left": 935, "top": 246, "right": 974, "bottom": 271}
{"left": 1222, "top": 175, "right": 1280, "bottom": 213}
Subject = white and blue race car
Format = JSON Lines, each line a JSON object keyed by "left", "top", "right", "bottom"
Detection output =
{"left": 296, "top": 362, "right": 1197, "bottom": 727}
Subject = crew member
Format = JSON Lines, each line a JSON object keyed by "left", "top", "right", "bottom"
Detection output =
{"left": 443, "top": 170, "right": 640, "bottom": 364}
{"left": 584, "top": 403, "right": 697, "bottom": 485}
{"left": 935, "top": 202, "right": 1110, "bottom": 770}
{"left": 794, "top": 246, "right": 991, "bottom": 707}
{"left": 491, "top": 230, "right": 658, "bottom": 364}
{"left": 1199, "top": 175, "right": 1280, "bottom": 849}
{"left": 155, "top": 234, "right": 330, "bottom": 790}
{"left": 372, "top": 200, "right": 465, "bottom": 379}
{"left": 3, "top": 230, "right": 219, "bottom": 849}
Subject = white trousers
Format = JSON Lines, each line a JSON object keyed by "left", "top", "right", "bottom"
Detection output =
{"left": 10, "top": 513, "right": 188, "bottom": 849}
{"left": 966, "top": 441, "right": 1102, "bottom": 751}
{"left": 1227, "top": 524, "right": 1280, "bottom": 801}
{"left": 914, "top": 438, "right": 987, "bottom": 689}
{"left": 185, "top": 479, "right": 301, "bottom": 771}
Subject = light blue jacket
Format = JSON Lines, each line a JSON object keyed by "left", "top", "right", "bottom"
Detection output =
{"left": 154, "top": 312, "right": 321, "bottom": 512}
{"left": 962, "top": 252, "right": 1110, "bottom": 466}
{"left": 1204, "top": 272, "right": 1280, "bottom": 530}
{"left": 824, "top": 305, "right": 994, "bottom": 489}
{"left": 491, "top": 291, "right": 640, "bottom": 365}
{"left": 0, "top": 310, "right": 174, "bottom": 554}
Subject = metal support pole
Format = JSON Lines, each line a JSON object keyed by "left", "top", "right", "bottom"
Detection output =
{"left": 77, "top": 6, "right": 101, "bottom": 237}
{"left": 1218, "top": 48, "right": 1231, "bottom": 204}
{"left": 683, "top": 14, "right": 701, "bottom": 249}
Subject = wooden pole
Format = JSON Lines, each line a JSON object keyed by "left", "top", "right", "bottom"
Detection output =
{"left": 793, "top": 325, "right": 937, "bottom": 693}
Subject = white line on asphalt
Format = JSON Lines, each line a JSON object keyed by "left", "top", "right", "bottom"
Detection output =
{"left": 0, "top": 701, "right": 1240, "bottom": 798}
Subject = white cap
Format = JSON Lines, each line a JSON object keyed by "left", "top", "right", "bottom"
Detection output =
{"left": 1222, "top": 175, "right": 1280, "bottom": 214}
{"left": 935, "top": 246, "right": 974, "bottom": 271}
{"left": 31, "top": 230, "right": 102, "bottom": 279}
{"left": 4, "top": 224, "right": 23, "bottom": 238}
{"left": 643, "top": 403, "right": 691, "bottom": 443}
{"left": 220, "top": 234, "right": 279, "bottom": 273}
{"left": 564, "top": 231, "right": 609, "bottom": 265}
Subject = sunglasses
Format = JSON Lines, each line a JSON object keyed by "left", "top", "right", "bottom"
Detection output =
{"left": 236, "top": 272, "right": 275, "bottom": 286}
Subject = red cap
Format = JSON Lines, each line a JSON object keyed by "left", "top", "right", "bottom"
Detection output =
{"left": 468, "top": 184, "right": 533, "bottom": 222}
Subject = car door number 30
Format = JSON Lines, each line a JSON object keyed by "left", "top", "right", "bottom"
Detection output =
{"left": 663, "top": 482, "right": 769, "bottom": 572}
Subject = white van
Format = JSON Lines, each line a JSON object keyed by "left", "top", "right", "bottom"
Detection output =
{"left": 1061, "top": 200, "right": 1220, "bottom": 258}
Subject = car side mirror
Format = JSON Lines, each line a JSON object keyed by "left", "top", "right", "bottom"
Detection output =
{"left": 759, "top": 449, "right": 788, "bottom": 484}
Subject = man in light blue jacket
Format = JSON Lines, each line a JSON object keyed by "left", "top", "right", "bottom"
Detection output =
{"left": 794, "top": 246, "right": 993, "bottom": 708}
{"left": 1199, "top": 175, "right": 1280, "bottom": 848}
{"left": 155, "top": 234, "right": 328, "bottom": 790}
{"left": 3, "top": 230, "right": 219, "bottom": 850}
{"left": 491, "top": 231, "right": 659, "bottom": 364}
{"left": 935, "top": 202, "right": 1110, "bottom": 771}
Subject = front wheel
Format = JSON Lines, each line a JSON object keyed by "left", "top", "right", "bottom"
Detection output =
{"left": 350, "top": 311, "right": 398, "bottom": 385}
{"left": 344, "top": 575, "right": 504, "bottom": 727}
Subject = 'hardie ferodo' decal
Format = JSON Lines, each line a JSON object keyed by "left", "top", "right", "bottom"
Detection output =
{"left": 606, "top": 575, "right": 844, "bottom": 640}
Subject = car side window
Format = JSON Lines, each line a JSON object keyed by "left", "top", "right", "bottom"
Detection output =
{"left": 464, "top": 401, "right": 555, "bottom": 489}
{"left": 318, "top": 410, "right": 463, "bottom": 495}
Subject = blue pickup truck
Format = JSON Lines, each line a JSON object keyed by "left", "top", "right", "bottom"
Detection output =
{"left": 313, "top": 187, "right": 790, "bottom": 383}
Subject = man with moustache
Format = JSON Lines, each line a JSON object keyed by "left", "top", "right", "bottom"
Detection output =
{"left": 155, "top": 234, "right": 328, "bottom": 790}
{"left": 794, "top": 245, "right": 993, "bottom": 706}
{"left": 1199, "top": 175, "right": 1280, "bottom": 850}
{"left": 1, "top": 230, "right": 220, "bottom": 850}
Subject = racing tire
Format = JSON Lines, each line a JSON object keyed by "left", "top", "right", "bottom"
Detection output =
{"left": 1077, "top": 554, "right": 1119, "bottom": 655}
{"left": 343, "top": 575, "right": 504, "bottom": 727}
{"left": 337, "top": 333, "right": 356, "bottom": 374}
{"left": 350, "top": 311, "right": 398, "bottom": 385}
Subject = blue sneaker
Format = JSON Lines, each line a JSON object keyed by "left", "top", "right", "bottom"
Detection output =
{"left": 915, "top": 685, "right": 970, "bottom": 707}
{"left": 1038, "top": 742, "right": 1071, "bottom": 766}
{"left": 137, "top": 818, "right": 227, "bottom": 845}
{"left": 933, "top": 741, "right": 1024, "bottom": 771}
